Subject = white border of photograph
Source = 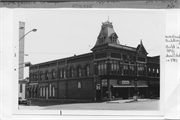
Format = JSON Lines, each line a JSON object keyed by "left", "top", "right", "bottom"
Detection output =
{"left": 3, "top": 8, "right": 180, "bottom": 119}
{"left": 9, "top": 8, "right": 165, "bottom": 117}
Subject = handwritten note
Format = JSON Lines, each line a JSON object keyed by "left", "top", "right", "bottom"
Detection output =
{"left": 146, "top": 0, "right": 178, "bottom": 8}
{"left": 0, "top": 1, "right": 179, "bottom": 8}
{"left": 166, "top": 35, "right": 180, "bottom": 62}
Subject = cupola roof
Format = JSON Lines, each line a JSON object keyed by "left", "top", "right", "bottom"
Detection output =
{"left": 94, "top": 20, "right": 120, "bottom": 46}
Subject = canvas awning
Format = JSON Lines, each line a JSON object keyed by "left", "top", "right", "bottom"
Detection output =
{"left": 112, "top": 85, "right": 148, "bottom": 88}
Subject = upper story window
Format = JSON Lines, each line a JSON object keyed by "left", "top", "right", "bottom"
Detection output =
{"left": 30, "top": 73, "right": 32, "bottom": 81}
{"left": 123, "top": 54, "right": 127, "bottom": 60}
{"left": 157, "top": 68, "right": 159, "bottom": 77}
{"left": 69, "top": 67, "right": 74, "bottom": 78}
{"left": 137, "top": 63, "right": 145, "bottom": 76}
{"left": 98, "top": 61, "right": 107, "bottom": 75}
{"left": 129, "top": 65, "right": 135, "bottom": 76}
{"left": 86, "top": 65, "right": 90, "bottom": 76}
{"left": 77, "top": 66, "right": 82, "bottom": 77}
{"left": 111, "top": 60, "right": 120, "bottom": 75}
{"left": 34, "top": 72, "right": 37, "bottom": 81}
{"left": 157, "top": 69, "right": 159, "bottom": 74}
{"left": 59, "top": 69, "right": 62, "bottom": 78}
{"left": 39, "top": 72, "right": 42, "bottom": 81}
{"left": 45, "top": 71, "right": 48, "bottom": 80}
{"left": 148, "top": 68, "right": 151, "bottom": 76}
{"left": 63, "top": 69, "right": 66, "bottom": 78}
{"left": 52, "top": 70, "right": 56, "bottom": 79}
{"left": 123, "top": 64, "right": 128, "bottom": 76}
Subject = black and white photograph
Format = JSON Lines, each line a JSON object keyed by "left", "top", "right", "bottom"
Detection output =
{"left": 13, "top": 9, "right": 164, "bottom": 113}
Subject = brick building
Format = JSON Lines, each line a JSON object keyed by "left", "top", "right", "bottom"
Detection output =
{"left": 27, "top": 21, "right": 160, "bottom": 101}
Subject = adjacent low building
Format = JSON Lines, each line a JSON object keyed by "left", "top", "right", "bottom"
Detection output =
{"left": 27, "top": 20, "right": 160, "bottom": 101}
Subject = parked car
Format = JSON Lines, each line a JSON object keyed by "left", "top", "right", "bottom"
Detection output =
{"left": 18, "top": 97, "right": 31, "bottom": 105}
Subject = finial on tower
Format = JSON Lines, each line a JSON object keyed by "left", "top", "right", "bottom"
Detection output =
{"left": 108, "top": 16, "right": 109, "bottom": 22}
{"left": 140, "top": 39, "right": 143, "bottom": 45}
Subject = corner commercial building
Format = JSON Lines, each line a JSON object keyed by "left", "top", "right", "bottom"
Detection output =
{"left": 27, "top": 21, "right": 160, "bottom": 101}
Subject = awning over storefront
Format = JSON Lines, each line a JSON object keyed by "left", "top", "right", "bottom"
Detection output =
{"left": 113, "top": 85, "right": 133, "bottom": 88}
{"left": 112, "top": 85, "right": 148, "bottom": 88}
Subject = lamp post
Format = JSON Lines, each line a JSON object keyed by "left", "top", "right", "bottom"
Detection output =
{"left": 18, "top": 24, "right": 37, "bottom": 99}
{"left": 19, "top": 28, "right": 37, "bottom": 41}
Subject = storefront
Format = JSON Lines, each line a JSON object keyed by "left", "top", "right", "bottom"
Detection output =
{"left": 27, "top": 83, "right": 38, "bottom": 99}
{"left": 100, "top": 79, "right": 148, "bottom": 100}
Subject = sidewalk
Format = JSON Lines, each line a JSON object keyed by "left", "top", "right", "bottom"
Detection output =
{"left": 106, "top": 99, "right": 151, "bottom": 103}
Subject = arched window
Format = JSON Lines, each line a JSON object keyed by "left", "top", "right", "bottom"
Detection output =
{"left": 70, "top": 67, "right": 74, "bottom": 78}
{"left": 157, "top": 69, "right": 159, "bottom": 74}
{"left": 52, "top": 86, "right": 55, "bottom": 97}
{"left": 43, "top": 87, "right": 45, "bottom": 97}
{"left": 77, "top": 66, "right": 82, "bottom": 77}
{"left": 49, "top": 84, "right": 51, "bottom": 97}
{"left": 45, "top": 71, "right": 48, "bottom": 80}
{"left": 153, "top": 68, "right": 155, "bottom": 76}
{"left": 52, "top": 70, "right": 56, "bottom": 79}
{"left": 63, "top": 69, "right": 66, "bottom": 78}
{"left": 59, "top": 69, "right": 62, "bottom": 78}
{"left": 39, "top": 72, "right": 42, "bottom": 81}
{"left": 78, "top": 81, "right": 81, "bottom": 88}
{"left": 40, "top": 87, "right": 42, "bottom": 97}
{"left": 86, "top": 65, "right": 90, "bottom": 76}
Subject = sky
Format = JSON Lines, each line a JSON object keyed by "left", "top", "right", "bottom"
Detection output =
{"left": 13, "top": 9, "right": 165, "bottom": 78}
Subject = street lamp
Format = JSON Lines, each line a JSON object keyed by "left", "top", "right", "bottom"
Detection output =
{"left": 19, "top": 28, "right": 37, "bottom": 41}
{"left": 18, "top": 26, "right": 37, "bottom": 100}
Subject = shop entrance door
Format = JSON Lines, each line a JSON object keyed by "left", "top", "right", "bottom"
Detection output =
{"left": 96, "top": 90, "right": 101, "bottom": 101}
{"left": 96, "top": 84, "right": 101, "bottom": 101}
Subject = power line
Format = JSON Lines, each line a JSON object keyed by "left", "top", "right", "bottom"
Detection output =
{"left": 147, "top": 45, "right": 160, "bottom": 51}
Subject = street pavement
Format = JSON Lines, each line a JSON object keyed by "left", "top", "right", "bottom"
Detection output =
{"left": 19, "top": 99, "right": 159, "bottom": 110}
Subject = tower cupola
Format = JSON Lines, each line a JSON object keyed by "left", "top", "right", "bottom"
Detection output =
{"left": 94, "top": 20, "right": 120, "bottom": 46}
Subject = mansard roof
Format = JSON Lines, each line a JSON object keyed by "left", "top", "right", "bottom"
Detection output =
{"left": 92, "top": 21, "right": 148, "bottom": 54}
{"left": 94, "top": 20, "right": 120, "bottom": 46}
